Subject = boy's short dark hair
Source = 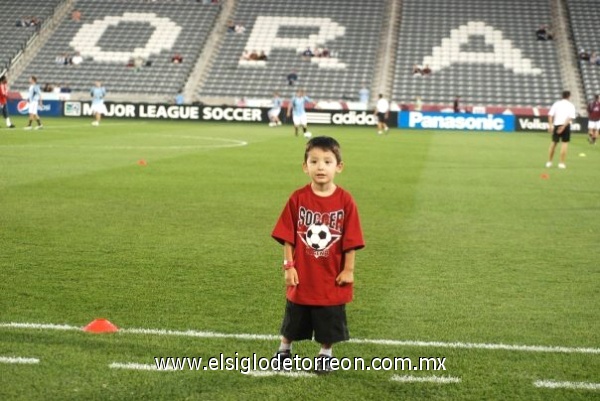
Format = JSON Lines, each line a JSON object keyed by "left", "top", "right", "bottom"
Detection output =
{"left": 304, "top": 136, "right": 342, "bottom": 164}
{"left": 0, "top": 75, "right": 6, "bottom": 83}
{"left": 562, "top": 90, "right": 571, "bottom": 99}
{"left": 31, "top": 75, "right": 37, "bottom": 83}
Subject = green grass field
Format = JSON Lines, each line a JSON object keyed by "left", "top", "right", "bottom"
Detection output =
{"left": 1, "top": 117, "right": 599, "bottom": 400}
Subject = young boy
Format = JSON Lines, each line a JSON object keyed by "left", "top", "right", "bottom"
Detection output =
{"left": 24, "top": 76, "right": 43, "bottom": 130}
{"left": 271, "top": 136, "right": 364, "bottom": 374}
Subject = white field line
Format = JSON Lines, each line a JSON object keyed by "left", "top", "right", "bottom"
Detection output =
{"left": 534, "top": 380, "right": 600, "bottom": 391}
{"left": 391, "top": 375, "right": 461, "bottom": 384}
{"left": 0, "top": 136, "right": 248, "bottom": 150}
{"left": 1, "top": 322, "right": 599, "bottom": 355}
{"left": 244, "top": 370, "right": 315, "bottom": 378}
{"left": 109, "top": 362, "right": 176, "bottom": 372}
{"left": 0, "top": 356, "right": 40, "bottom": 364}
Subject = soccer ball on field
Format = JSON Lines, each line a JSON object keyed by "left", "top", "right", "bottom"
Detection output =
{"left": 305, "top": 224, "right": 332, "bottom": 250}
{"left": 303, "top": 131, "right": 312, "bottom": 138}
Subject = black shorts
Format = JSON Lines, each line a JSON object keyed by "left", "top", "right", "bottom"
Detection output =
{"left": 0, "top": 104, "right": 7, "bottom": 119}
{"left": 552, "top": 124, "right": 571, "bottom": 143}
{"left": 377, "top": 112, "right": 387, "bottom": 123}
{"left": 280, "top": 300, "right": 349, "bottom": 344}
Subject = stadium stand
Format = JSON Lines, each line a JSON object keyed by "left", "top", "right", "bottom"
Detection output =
{"left": 197, "top": 0, "right": 387, "bottom": 102}
{"left": 566, "top": 0, "right": 600, "bottom": 101}
{"left": 0, "top": 1, "right": 64, "bottom": 73}
{"left": 12, "top": 0, "right": 221, "bottom": 95}
{"left": 392, "top": 0, "right": 564, "bottom": 108}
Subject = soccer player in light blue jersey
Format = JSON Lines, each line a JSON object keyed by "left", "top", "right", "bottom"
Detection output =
{"left": 268, "top": 92, "right": 283, "bottom": 127}
{"left": 286, "top": 89, "right": 312, "bottom": 137}
{"left": 90, "top": 81, "right": 107, "bottom": 126}
{"left": 24, "top": 76, "right": 43, "bottom": 130}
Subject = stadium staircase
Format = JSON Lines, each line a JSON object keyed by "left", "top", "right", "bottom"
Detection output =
{"left": 188, "top": 0, "right": 237, "bottom": 104}
{"left": 551, "top": 0, "right": 586, "bottom": 113}
{"left": 372, "top": 0, "right": 401, "bottom": 103}
{"left": 12, "top": 0, "right": 222, "bottom": 102}
{"left": 565, "top": 0, "right": 600, "bottom": 108}
{"left": 3, "top": 0, "right": 73, "bottom": 82}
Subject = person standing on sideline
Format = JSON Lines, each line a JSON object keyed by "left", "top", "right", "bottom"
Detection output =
{"left": 546, "top": 90, "right": 577, "bottom": 169}
{"left": 453, "top": 96, "right": 460, "bottom": 113}
{"left": 90, "top": 81, "right": 107, "bottom": 126}
{"left": 374, "top": 94, "right": 389, "bottom": 135}
{"left": 0, "top": 75, "right": 16, "bottom": 128}
{"left": 586, "top": 94, "right": 600, "bottom": 145}
{"left": 287, "top": 89, "right": 312, "bottom": 137}
{"left": 24, "top": 76, "right": 43, "bottom": 130}
{"left": 358, "top": 84, "right": 369, "bottom": 106}
{"left": 268, "top": 92, "right": 283, "bottom": 127}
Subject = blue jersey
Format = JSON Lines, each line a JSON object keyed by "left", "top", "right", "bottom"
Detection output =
{"left": 271, "top": 97, "right": 282, "bottom": 109}
{"left": 28, "top": 84, "right": 41, "bottom": 102}
{"left": 359, "top": 88, "right": 369, "bottom": 103}
{"left": 91, "top": 87, "right": 106, "bottom": 105}
{"left": 291, "top": 96, "right": 311, "bottom": 117}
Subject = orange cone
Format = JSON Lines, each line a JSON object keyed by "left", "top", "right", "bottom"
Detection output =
{"left": 83, "top": 319, "right": 119, "bottom": 333}
{"left": 540, "top": 173, "right": 549, "bottom": 180}
{"left": 137, "top": 159, "right": 147, "bottom": 166}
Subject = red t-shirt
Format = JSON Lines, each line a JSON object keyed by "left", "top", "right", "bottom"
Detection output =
{"left": 0, "top": 83, "right": 8, "bottom": 105}
{"left": 588, "top": 101, "right": 600, "bottom": 121}
{"left": 272, "top": 184, "right": 365, "bottom": 306}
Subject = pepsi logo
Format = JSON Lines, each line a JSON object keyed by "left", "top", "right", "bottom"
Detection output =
{"left": 17, "top": 100, "right": 29, "bottom": 114}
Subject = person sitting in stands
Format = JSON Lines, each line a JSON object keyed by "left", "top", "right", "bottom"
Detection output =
{"left": 287, "top": 70, "right": 298, "bottom": 86}
{"left": 412, "top": 64, "right": 422, "bottom": 76}
{"left": 302, "top": 47, "right": 314, "bottom": 59}
{"left": 226, "top": 20, "right": 235, "bottom": 32}
{"left": 422, "top": 65, "right": 432, "bottom": 76}
{"left": 71, "top": 52, "right": 83, "bottom": 66}
{"left": 579, "top": 48, "right": 591, "bottom": 61}
{"left": 171, "top": 53, "right": 183, "bottom": 64}
{"left": 258, "top": 51, "right": 268, "bottom": 61}
{"left": 536, "top": 25, "right": 548, "bottom": 40}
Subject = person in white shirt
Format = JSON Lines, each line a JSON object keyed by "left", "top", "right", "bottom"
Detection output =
{"left": 374, "top": 94, "right": 389, "bottom": 135}
{"left": 546, "top": 90, "right": 577, "bottom": 169}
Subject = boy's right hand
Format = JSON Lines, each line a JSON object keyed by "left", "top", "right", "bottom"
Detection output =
{"left": 285, "top": 268, "right": 299, "bottom": 287}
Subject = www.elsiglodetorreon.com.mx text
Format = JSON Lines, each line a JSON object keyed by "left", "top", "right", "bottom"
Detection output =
{"left": 154, "top": 354, "right": 447, "bottom": 374}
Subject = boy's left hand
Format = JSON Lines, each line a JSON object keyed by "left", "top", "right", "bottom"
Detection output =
{"left": 335, "top": 269, "right": 354, "bottom": 286}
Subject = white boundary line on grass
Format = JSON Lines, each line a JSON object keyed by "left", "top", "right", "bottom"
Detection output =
{"left": 391, "top": 375, "right": 461, "bottom": 384}
{"left": 2, "top": 322, "right": 600, "bottom": 355}
{"left": 0, "top": 356, "right": 40, "bottom": 364}
{"left": 533, "top": 380, "right": 600, "bottom": 391}
{"left": 245, "top": 370, "right": 315, "bottom": 378}
{"left": 0, "top": 136, "right": 248, "bottom": 150}
{"left": 109, "top": 362, "right": 176, "bottom": 372}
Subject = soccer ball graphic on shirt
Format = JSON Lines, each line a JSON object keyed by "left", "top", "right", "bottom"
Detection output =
{"left": 305, "top": 224, "right": 332, "bottom": 250}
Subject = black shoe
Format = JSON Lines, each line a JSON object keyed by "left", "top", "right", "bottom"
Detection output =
{"left": 272, "top": 350, "right": 292, "bottom": 371}
{"left": 8, "top": 125, "right": 16, "bottom": 128}
{"left": 314, "top": 354, "right": 333, "bottom": 375}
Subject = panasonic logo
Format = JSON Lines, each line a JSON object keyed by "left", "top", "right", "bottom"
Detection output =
{"left": 408, "top": 112, "right": 507, "bottom": 131}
